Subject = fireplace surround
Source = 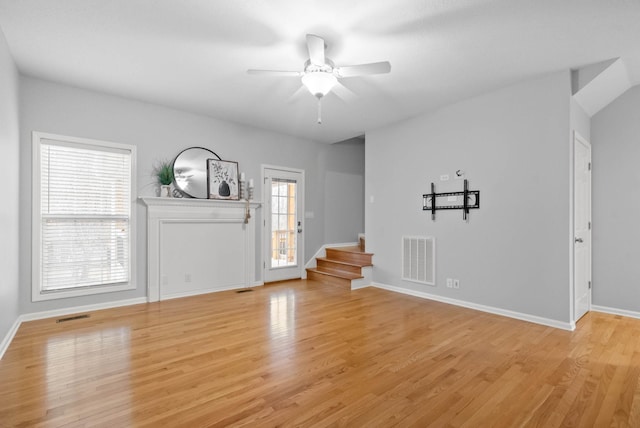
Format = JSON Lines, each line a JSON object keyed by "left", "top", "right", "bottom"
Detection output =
{"left": 141, "top": 197, "right": 261, "bottom": 301}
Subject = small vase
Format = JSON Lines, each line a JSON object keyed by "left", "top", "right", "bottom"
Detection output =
{"left": 218, "top": 180, "right": 231, "bottom": 197}
{"left": 160, "top": 185, "right": 172, "bottom": 197}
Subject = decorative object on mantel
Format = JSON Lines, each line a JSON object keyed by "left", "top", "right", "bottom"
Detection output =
{"left": 422, "top": 179, "right": 480, "bottom": 221}
{"left": 207, "top": 159, "right": 239, "bottom": 200}
{"left": 154, "top": 160, "right": 174, "bottom": 197}
{"left": 173, "top": 147, "right": 221, "bottom": 199}
{"left": 238, "top": 172, "right": 255, "bottom": 224}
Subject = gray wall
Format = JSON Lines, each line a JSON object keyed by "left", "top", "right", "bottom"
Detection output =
{"left": 365, "top": 71, "right": 572, "bottom": 323}
{"left": 591, "top": 84, "right": 640, "bottom": 312}
{"left": 19, "top": 76, "right": 364, "bottom": 314}
{"left": 323, "top": 138, "right": 365, "bottom": 244}
{"left": 0, "top": 28, "right": 20, "bottom": 345}
{"left": 571, "top": 99, "right": 591, "bottom": 141}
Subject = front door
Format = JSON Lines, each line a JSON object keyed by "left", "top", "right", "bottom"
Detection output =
{"left": 574, "top": 131, "right": 592, "bottom": 322}
{"left": 263, "top": 166, "right": 304, "bottom": 283}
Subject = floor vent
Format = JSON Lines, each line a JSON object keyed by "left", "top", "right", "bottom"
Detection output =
{"left": 236, "top": 289, "right": 254, "bottom": 293}
{"left": 402, "top": 236, "right": 435, "bottom": 285}
{"left": 56, "top": 314, "right": 90, "bottom": 323}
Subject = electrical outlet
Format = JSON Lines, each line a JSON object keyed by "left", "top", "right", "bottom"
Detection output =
{"left": 453, "top": 279, "right": 460, "bottom": 289}
{"left": 185, "top": 273, "right": 192, "bottom": 283}
{"left": 446, "top": 278, "right": 453, "bottom": 288}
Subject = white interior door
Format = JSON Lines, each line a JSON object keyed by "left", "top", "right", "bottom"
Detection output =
{"left": 263, "top": 166, "right": 304, "bottom": 283}
{"left": 574, "top": 131, "right": 592, "bottom": 322}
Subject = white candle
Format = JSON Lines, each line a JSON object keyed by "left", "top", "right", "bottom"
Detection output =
{"left": 249, "top": 179, "right": 254, "bottom": 188}
{"left": 240, "top": 172, "right": 245, "bottom": 181}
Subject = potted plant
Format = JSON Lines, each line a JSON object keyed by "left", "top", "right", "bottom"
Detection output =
{"left": 155, "top": 160, "right": 174, "bottom": 197}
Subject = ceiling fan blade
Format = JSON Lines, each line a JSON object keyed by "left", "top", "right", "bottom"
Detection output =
{"left": 247, "top": 69, "right": 303, "bottom": 77}
{"left": 306, "top": 34, "right": 326, "bottom": 66}
{"left": 334, "top": 61, "right": 391, "bottom": 77}
{"left": 331, "top": 82, "right": 357, "bottom": 102}
{"left": 287, "top": 85, "right": 308, "bottom": 103}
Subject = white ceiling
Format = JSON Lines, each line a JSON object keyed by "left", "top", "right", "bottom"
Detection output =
{"left": 1, "top": 0, "right": 639, "bottom": 143}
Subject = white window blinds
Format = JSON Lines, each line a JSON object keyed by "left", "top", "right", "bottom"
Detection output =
{"left": 38, "top": 138, "right": 132, "bottom": 292}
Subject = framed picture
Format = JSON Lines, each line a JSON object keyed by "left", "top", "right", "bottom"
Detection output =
{"left": 207, "top": 159, "right": 239, "bottom": 200}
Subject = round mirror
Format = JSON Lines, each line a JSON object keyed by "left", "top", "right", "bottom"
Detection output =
{"left": 173, "top": 147, "right": 221, "bottom": 199}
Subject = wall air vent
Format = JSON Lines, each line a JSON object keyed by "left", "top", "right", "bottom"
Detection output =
{"left": 402, "top": 236, "right": 435, "bottom": 285}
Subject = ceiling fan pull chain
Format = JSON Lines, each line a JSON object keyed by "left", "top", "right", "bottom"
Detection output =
{"left": 317, "top": 97, "right": 322, "bottom": 124}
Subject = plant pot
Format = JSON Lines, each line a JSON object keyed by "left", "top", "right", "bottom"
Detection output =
{"left": 218, "top": 180, "right": 231, "bottom": 197}
{"left": 160, "top": 185, "right": 172, "bottom": 197}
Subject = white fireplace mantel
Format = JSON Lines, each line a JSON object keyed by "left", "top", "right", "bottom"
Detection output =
{"left": 140, "top": 197, "right": 261, "bottom": 302}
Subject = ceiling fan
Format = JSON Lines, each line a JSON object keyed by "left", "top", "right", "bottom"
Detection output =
{"left": 247, "top": 34, "right": 391, "bottom": 124}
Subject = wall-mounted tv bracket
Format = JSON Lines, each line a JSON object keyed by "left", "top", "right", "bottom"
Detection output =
{"left": 422, "top": 179, "right": 480, "bottom": 221}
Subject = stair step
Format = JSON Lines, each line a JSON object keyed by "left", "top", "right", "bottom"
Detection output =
{"left": 307, "top": 267, "right": 362, "bottom": 280}
{"left": 325, "top": 247, "right": 373, "bottom": 266}
{"left": 330, "top": 245, "right": 370, "bottom": 253}
{"left": 316, "top": 257, "right": 365, "bottom": 274}
{"left": 306, "top": 268, "right": 353, "bottom": 288}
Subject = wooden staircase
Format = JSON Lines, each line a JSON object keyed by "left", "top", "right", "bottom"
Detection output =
{"left": 306, "top": 244, "right": 373, "bottom": 289}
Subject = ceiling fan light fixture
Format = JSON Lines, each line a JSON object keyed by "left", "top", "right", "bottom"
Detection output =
{"left": 248, "top": 34, "right": 391, "bottom": 123}
{"left": 302, "top": 71, "right": 337, "bottom": 98}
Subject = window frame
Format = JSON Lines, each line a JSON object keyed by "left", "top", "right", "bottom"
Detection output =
{"left": 32, "top": 131, "right": 137, "bottom": 301}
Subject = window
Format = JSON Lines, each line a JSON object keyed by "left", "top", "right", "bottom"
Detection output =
{"left": 32, "top": 132, "right": 136, "bottom": 301}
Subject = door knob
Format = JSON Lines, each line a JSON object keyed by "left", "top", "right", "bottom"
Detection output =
{"left": 575, "top": 237, "right": 583, "bottom": 243}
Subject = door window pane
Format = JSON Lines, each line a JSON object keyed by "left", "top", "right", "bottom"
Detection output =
{"left": 270, "top": 179, "right": 297, "bottom": 268}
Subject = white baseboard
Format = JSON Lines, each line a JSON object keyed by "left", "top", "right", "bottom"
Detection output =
{"left": 371, "top": 282, "right": 575, "bottom": 331}
{"left": 0, "top": 318, "right": 22, "bottom": 360}
{"left": 592, "top": 305, "right": 640, "bottom": 320}
{"left": 19, "top": 297, "right": 149, "bottom": 323}
{"left": 161, "top": 283, "right": 264, "bottom": 301}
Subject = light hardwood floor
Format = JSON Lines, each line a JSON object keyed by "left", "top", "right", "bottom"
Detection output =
{"left": 1, "top": 280, "right": 640, "bottom": 427}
